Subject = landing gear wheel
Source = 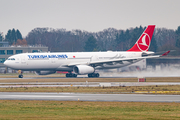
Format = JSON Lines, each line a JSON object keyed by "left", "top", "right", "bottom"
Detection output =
{"left": 95, "top": 73, "right": 99, "bottom": 77}
{"left": 66, "top": 74, "right": 69, "bottom": 77}
{"left": 66, "top": 73, "right": 77, "bottom": 78}
{"left": 18, "top": 74, "right": 23, "bottom": 78}
{"left": 18, "top": 70, "right": 23, "bottom": 78}
{"left": 73, "top": 74, "right": 77, "bottom": 77}
{"left": 88, "top": 74, "right": 92, "bottom": 78}
{"left": 88, "top": 73, "right": 100, "bottom": 78}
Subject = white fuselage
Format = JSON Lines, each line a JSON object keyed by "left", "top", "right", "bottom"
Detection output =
{"left": 4, "top": 51, "right": 144, "bottom": 71}
{"left": 3, "top": 25, "right": 158, "bottom": 78}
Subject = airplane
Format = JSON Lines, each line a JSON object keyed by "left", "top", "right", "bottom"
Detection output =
{"left": 4, "top": 25, "right": 170, "bottom": 78}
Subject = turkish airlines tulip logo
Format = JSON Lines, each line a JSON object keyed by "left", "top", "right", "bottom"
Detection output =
{"left": 137, "top": 33, "right": 150, "bottom": 51}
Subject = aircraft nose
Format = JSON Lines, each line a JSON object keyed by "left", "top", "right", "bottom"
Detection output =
{"left": 4, "top": 60, "right": 9, "bottom": 67}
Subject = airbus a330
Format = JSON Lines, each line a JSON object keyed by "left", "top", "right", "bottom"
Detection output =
{"left": 4, "top": 25, "right": 170, "bottom": 78}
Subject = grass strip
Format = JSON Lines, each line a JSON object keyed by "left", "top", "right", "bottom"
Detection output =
{"left": 1, "top": 85, "right": 180, "bottom": 94}
{"left": 0, "top": 100, "right": 180, "bottom": 119}
{"left": 0, "top": 77, "right": 180, "bottom": 83}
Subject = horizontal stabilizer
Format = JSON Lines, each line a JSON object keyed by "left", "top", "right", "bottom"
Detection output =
{"left": 161, "top": 51, "right": 170, "bottom": 56}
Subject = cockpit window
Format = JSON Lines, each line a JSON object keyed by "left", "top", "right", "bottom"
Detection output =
{"left": 7, "top": 58, "right": 15, "bottom": 60}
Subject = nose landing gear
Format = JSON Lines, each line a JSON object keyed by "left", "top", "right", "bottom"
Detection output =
{"left": 18, "top": 70, "right": 23, "bottom": 78}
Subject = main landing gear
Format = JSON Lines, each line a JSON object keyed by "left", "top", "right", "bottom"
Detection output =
{"left": 65, "top": 72, "right": 100, "bottom": 78}
{"left": 66, "top": 73, "right": 77, "bottom": 78}
{"left": 18, "top": 70, "right": 23, "bottom": 78}
{"left": 88, "top": 73, "right": 99, "bottom": 78}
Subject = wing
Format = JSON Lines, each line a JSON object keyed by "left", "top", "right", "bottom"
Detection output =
{"left": 65, "top": 51, "right": 170, "bottom": 67}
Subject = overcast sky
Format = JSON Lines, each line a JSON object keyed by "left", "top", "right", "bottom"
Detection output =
{"left": 1, "top": 0, "right": 180, "bottom": 37}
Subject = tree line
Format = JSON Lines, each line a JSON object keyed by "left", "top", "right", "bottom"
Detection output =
{"left": 0, "top": 28, "right": 27, "bottom": 46}
{"left": 1, "top": 26, "right": 180, "bottom": 55}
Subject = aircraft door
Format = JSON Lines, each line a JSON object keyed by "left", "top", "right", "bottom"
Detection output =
{"left": 21, "top": 55, "right": 26, "bottom": 64}
{"left": 51, "top": 58, "right": 56, "bottom": 63}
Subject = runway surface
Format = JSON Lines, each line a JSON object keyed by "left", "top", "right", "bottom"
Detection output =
{"left": 0, "top": 92, "right": 180, "bottom": 102}
{"left": 1, "top": 70, "right": 180, "bottom": 80}
{"left": 0, "top": 77, "right": 149, "bottom": 80}
{"left": 0, "top": 75, "right": 179, "bottom": 103}
{"left": 1, "top": 75, "right": 180, "bottom": 79}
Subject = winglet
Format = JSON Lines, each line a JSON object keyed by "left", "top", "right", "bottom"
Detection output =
{"left": 161, "top": 51, "right": 170, "bottom": 56}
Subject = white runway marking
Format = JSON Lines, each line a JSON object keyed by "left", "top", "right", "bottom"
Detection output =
{"left": 2, "top": 95, "right": 76, "bottom": 98}
{"left": 0, "top": 82, "right": 180, "bottom": 88}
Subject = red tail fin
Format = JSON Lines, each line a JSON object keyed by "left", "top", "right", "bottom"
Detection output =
{"left": 127, "top": 25, "right": 155, "bottom": 52}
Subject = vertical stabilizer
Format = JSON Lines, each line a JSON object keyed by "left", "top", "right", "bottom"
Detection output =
{"left": 127, "top": 25, "right": 155, "bottom": 52}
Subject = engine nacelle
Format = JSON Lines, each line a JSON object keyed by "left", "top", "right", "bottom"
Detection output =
{"left": 73, "top": 65, "right": 94, "bottom": 75}
{"left": 35, "top": 71, "right": 56, "bottom": 75}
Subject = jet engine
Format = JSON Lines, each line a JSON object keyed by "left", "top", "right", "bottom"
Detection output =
{"left": 35, "top": 71, "right": 56, "bottom": 75}
{"left": 73, "top": 65, "right": 94, "bottom": 75}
